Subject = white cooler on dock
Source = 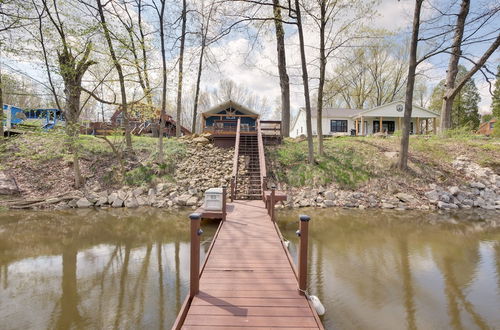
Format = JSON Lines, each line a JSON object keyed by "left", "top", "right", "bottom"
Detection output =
{"left": 204, "top": 188, "right": 223, "bottom": 211}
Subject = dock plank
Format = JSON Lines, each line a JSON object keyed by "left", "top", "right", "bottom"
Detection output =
{"left": 177, "top": 200, "right": 321, "bottom": 329}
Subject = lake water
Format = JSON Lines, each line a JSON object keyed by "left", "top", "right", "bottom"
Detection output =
{"left": 0, "top": 208, "right": 499, "bottom": 329}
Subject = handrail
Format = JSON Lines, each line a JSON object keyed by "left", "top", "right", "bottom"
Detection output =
{"left": 231, "top": 117, "right": 241, "bottom": 199}
{"left": 257, "top": 120, "right": 267, "bottom": 197}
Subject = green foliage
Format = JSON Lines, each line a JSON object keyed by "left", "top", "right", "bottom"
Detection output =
{"left": 491, "top": 121, "right": 500, "bottom": 138}
{"left": 429, "top": 65, "right": 481, "bottom": 129}
{"left": 442, "top": 126, "right": 476, "bottom": 139}
{"left": 125, "top": 165, "right": 155, "bottom": 186}
{"left": 491, "top": 64, "right": 500, "bottom": 119}
{"left": 269, "top": 138, "right": 372, "bottom": 188}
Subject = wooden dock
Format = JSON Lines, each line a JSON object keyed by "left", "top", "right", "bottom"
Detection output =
{"left": 173, "top": 200, "right": 323, "bottom": 329}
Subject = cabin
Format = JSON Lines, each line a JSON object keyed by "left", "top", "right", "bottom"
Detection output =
{"left": 201, "top": 100, "right": 282, "bottom": 147}
{"left": 110, "top": 103, "right": 190, "bottom": 137}
{"left": 477, "top": 118, "right": 496, "bottom": 136}
{"left": 291, "top": 101, "right": 439, "bottom": 137}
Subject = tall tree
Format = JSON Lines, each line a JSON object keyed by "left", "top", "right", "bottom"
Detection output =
{"left": 96, "top": 0, "right": 133, "bottom": 150}
{"left": 397, "top": 0, "right": 423, "bottom": 170}
{"left": 272, "top": 0, "right": 290, "bottom": 137}
{"left": 34, "top": 0, "right": 97, "bottom": 187}
{"left": 316, "top": 0, "right": 327, "bottom": 155}
{"left": 191, "top": 0, "right": 214, "bottom": 133}
{"left": 294, "top": 0, "right": 314, "bottom": 164}
{"left": 440, "top": 0, "right": 500, "bottom": 131}
{"left": 175, "top": 0, "right": 187, "bottom": 137}
{"left": 151, "top": 0, "right": 168, "bottom": 162}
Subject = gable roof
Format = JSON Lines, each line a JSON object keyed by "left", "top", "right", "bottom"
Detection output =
{"left": 203, "top": 100, "right": 259, "bottom": 116}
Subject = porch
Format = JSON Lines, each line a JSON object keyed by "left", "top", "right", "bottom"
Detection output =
{"left": 353, "top": 116, "right": 437, "bottom": 136}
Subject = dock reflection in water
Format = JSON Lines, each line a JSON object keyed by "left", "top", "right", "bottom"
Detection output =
{"left": 0, "top": 207, "right": 499, "bottom": 329}
{"left": 278, "top": 208, "right": 500, "bottom": 330}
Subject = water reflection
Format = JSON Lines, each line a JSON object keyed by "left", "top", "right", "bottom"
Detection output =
{"left": 1, "top": 208, "right": 499, "bottom": 329}
{"left": 278, "top": 208, "right": 500, "bottom": 330}
{"left": 0, "top": 208, "right": 217, "bottom": 329}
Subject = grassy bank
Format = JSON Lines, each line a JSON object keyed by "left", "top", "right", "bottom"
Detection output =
{"left": 267, "top": 133, "right": 500, "bottom": 191}
{"left": 0, "top": 132, "right": 187, "bottom": 198}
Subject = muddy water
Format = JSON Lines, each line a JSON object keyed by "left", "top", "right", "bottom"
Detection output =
{"left": 278, "top": 209, "right": 500, "bottom": 330}
{"left": 0, "top": 208, "right": 499, "bottom": 329}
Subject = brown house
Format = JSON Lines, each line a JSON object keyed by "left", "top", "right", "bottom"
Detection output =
{"left": 110, "top": 103, "right": 190, "bottom": 137}
{"left": 477, "top": 118, "right": 496, "bottom": 136}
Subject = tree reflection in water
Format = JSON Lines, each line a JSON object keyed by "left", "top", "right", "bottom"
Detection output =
{"left": 0, "top": 208, "right": 217, "bottom": 329}
{"left": 278, "top": 208, "right": 500, "bottom": 330}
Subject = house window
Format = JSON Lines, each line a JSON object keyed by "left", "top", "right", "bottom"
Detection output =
{"left": 330, "top": 120, "right": 347, "bottom": 133}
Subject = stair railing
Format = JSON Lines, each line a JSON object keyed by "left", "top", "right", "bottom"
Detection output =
{"left": 257, "top": 120, "right": 267, "bottom": 200}
{"left": 231, "top": 117, "right": 241, "bottom": 200}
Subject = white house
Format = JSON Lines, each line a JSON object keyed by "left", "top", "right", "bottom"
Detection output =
{"left": 290, "top": 101, "right": 439, "bottom": 137}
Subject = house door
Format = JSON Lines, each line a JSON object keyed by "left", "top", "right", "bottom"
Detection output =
{"left": 373, "top": 121, "right": 395, "bottom": 134}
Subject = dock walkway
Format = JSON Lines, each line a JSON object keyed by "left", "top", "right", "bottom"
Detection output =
{"left": 174, "top": 200, "right": 323, "bottom": 329}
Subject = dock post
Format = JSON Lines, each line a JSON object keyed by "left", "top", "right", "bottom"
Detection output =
{"left": 270, "top": 185, "right": 276, "bottom": 221}
{"left": 297, "top": 214, "right": 310, "bottom": 295}
{"left": 222, "top": 186, "right": 227, "bottom": 222}
{"left": 189, "top": 213, "right": 202, "bottom": 298}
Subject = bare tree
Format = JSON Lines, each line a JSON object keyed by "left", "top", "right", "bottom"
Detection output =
{"left": 175, "top": 0, "right": 187, "bottom": 137}
{"left": 294, "top": 0, "right": 314, "bottom": 164}
{"left": 272, "top": 0, "right": 290, "bottom": 137}
{"left": 151, "top": 0, "right": 168, "bottom": 162}
{"left": 397, "top": 0, "right": 423, "bottom": 170}
{"left": 96, "top": 0, "right": 133, "bottom": 150}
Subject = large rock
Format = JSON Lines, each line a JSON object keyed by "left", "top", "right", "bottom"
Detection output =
{"left": 424, "top": 190, "right": 439, "bottom": 202}
{"left": 449, "top": 186, "right": 460, "bottom": 196}
{"left": 112, "top": 198, "right": 124, "bottom": 208}
{"left": 177, "top": 194, "right": 192, "bottom": 206}
{"left": 324, "top": 191, "right": 335, "bottom": 200}
{"left": 186, "top": 196, "right": 198, "bottom": 206}
{"left": 0, "top": 171, "right": 19, "bottom": 195}
{"left": 76, "top": 197, "right": 92, "bottom": 208}
{"left": 395, "top": 193, "right": 417, "bottom": 203}
{"left": 95, "top": 196, "right": 108, "bottom": 207}
{"left": 125, "top": 197, "right": 139, "bottom": 208}
{"left": 470, "top": 182, "right": 486, "bottom": 189}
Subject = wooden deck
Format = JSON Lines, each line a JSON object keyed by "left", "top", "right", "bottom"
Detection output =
{"left": 174, "top": 200, "right": 323, "bottom": 329}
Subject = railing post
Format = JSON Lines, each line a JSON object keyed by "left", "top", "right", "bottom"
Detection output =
{"left": 222, "top": 186, "right": 227, "bottom": 222}
{"left": 297, "top": 214, "right": 310, "bottom": 295}
{"left": 189, "top": 213, "right": 202, "bottom": 298}
{"left": 270, "top": 185, "right": 276, "bottom": 222}
{"left": 262, "top": 177, "right": 267, "bottom": 201}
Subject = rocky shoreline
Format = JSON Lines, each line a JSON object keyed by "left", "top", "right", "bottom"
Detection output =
{"left": 1, "top": 144, "right": 499, "bottom": 213}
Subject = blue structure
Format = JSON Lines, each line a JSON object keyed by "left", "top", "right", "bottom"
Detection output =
{"left": 2, "top": 105, "right": 26, "bottom": 127}
{"left": 24, "top": 108, "right": 64, "bottom": 130}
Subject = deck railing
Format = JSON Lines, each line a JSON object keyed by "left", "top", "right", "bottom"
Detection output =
{"left": 231, "top": 117, "right": 241, "bottom": 200}
{"left": 257, "top": 120, "right": 267, "bottom": 199}
{"left": 260, "top": 120, "right": 282, "bottom": 137}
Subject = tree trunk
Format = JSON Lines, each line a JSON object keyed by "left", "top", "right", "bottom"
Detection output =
{"left": 397, "top": 0, "right": 423, "bottom": 171}
{"left": 440, "top": 0, "right": 470, "bottom": 132}
{"left": 176, "top": 0, "right": 187, "bottom": 137}
{"left": 273, "top": 0, "right": 290, "bottom": 137}
{"left": 317, "top": 0, "right": 326, "bottom": 156}
{"left": 158, "top": 0, "right": 167, "bottom": 162}
{"left": 65, "top": 87, "right": 83, "bottom": 188}
{"left": 192, "top": 42, "right": 205, "bottom": 133}
{"left": 97, "top": 0, "right": 132, "bottom": 150}
{"left": 295, "top": 0, "right": 314, "bottom": 164}
{"left": 137, "top": 0, "right": 153, "bottom": 107}
{"left": 0, "top": 66, "right": 4, "bottom": 139}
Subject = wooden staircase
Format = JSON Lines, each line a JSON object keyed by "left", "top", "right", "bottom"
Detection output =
{"left": 236, "top": 134, "right": 262, "bottom": 199}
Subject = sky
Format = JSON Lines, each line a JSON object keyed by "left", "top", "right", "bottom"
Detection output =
{"left": 1, "top": 0, "right": 498, "bottom": 119}
{"left": 196, "top": 0, "right": 499, "bottom": 118}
